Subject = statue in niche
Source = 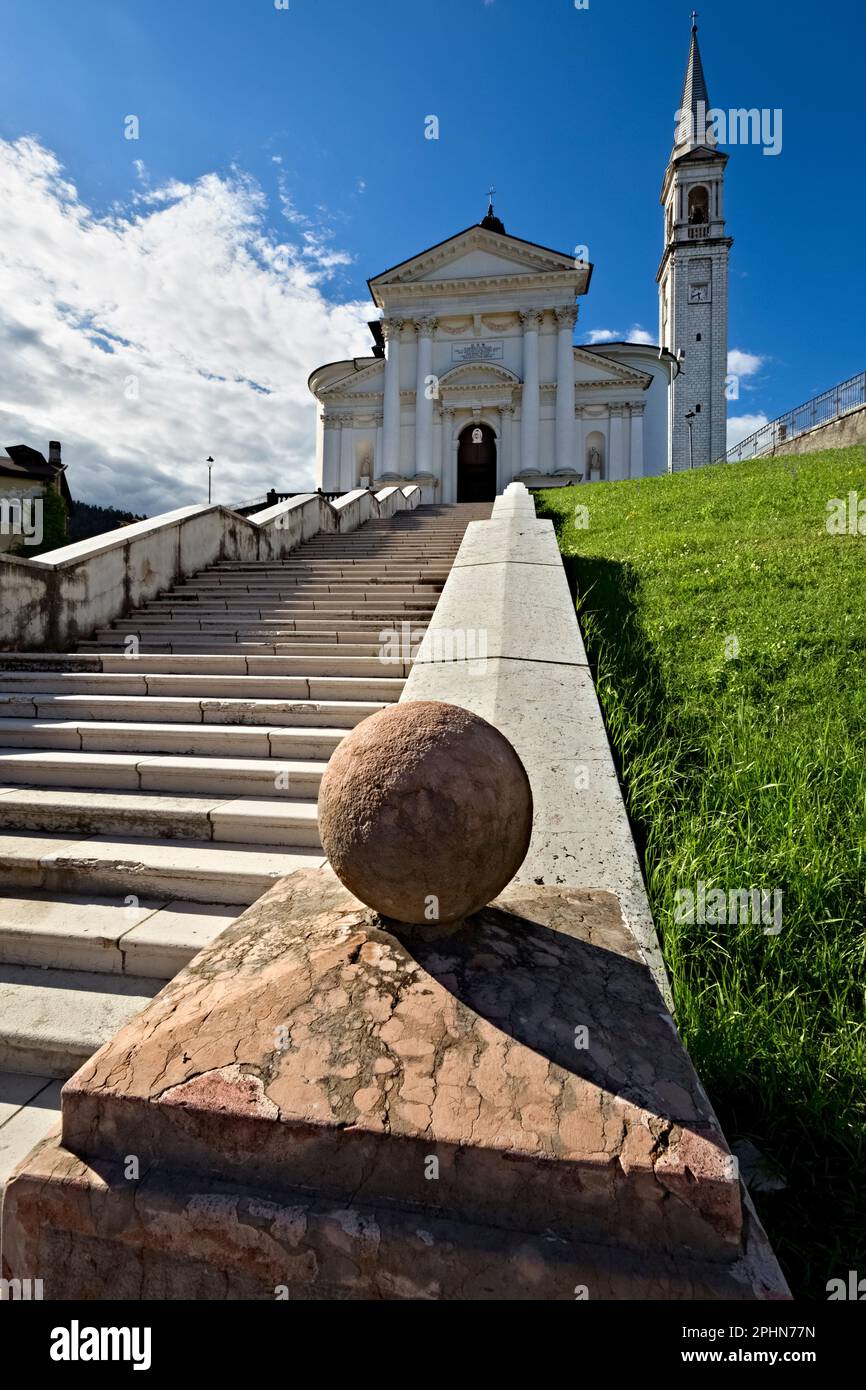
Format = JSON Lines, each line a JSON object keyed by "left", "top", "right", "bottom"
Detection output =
{"left": 472, "top": 427, "right": 483, "bottom": 445}
{"left": 589, "top": 447, "right": 601, "bottom": 473}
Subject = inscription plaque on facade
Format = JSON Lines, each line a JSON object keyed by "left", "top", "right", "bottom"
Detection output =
{"left": 451, "top": 340, "right": 504, "bottom": 364}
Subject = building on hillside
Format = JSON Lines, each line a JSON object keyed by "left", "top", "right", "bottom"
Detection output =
{"left": 309, "top": 18, "right": 731, "bottom": 500}
{"left": 0, "top": 440, "right": 71, "bottom": 553}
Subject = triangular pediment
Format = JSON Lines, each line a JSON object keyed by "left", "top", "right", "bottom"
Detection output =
{"left": 574, "top": 346, "right": 652, "bottom": 387}
{"left": 369, "top": 225, "right": 587, "bottom": 301}
{"left": 318, "top": 359, "right": 385, "bottom": 397}
{"left": 439, "top": 362, "right": 520, "bottom": 389}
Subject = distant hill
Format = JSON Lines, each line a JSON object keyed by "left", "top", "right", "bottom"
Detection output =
{"left": 69, "top": 500, "right": 146, "bottom": 543}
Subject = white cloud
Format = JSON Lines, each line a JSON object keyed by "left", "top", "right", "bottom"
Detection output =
{"left": 727, "top": 413, "right": 769, "bottom": 451}
{"left": 728, "top": 348, "right": 764, "bottom": 378}
{"left": 584, "top": 325, "right": 656, "bottom": 346}
{"left": 0, "top": 136, "right": 371, "bottom": 514}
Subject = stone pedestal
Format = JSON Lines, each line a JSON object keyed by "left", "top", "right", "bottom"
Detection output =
{"left": 2, "top": 868, "right": 789, "bottom": 1300}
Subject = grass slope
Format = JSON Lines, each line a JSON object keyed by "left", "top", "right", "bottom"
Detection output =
{"left": 538, "top": 445, "right": 866, "bottom": 1299}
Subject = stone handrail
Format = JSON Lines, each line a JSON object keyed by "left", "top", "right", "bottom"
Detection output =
{"left": 399, "top": 481, "right": 666, "bottom": 994}
{"left": 0, "top": 486, "right": 420, "bottom": 651}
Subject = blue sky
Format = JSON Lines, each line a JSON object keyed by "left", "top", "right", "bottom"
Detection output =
{"left": 1, "top": 0, "right": 863, "bottom": 509}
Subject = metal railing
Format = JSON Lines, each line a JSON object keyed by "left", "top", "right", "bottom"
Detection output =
{"left": 726, "top": 369, "right": 866, "bottom": 463}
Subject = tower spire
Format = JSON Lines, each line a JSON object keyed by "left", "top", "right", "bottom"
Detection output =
{"left": 674, "top": 11, "right": 714, "bottom": 155}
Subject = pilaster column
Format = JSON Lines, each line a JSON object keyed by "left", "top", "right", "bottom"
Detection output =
{"left": 629, "top": 401, "right": 645, "bottom": 478}
{"left": 375, "top": 419, "right": 383, "bottom": 481}
{"left": 440, "top": 406, "right": 456, "bottom": 503}
{"left": 339, "top": 416, "right": 355, "bottom": 491}
{"left": 382, "top": 317, "right": 404, "bottom": 475}
{"left": 322, "top": 416, "right": 342, "bottom": 491}
{"left": 519, "top": 309, "right": 542, "bottom": 473}
{"left": 414, "top": 315, "right": 438, "bottom": 476}
{"left": 575, "top": 406, "right": 587, "bottom": 480}
{"left": 609, "top": 405, "right": 625, "bottom": 482}
{"left": 500, "top": 404, "right": 515, "bottom": 488}
{"left": 554, "top": 306, "right": 578, "bottom": 472}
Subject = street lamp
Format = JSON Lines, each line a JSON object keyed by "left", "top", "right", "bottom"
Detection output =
{"left": 206, "top": 457, "right": 214, "bottom": 504}
{"left": 684, "top": 412, "right": 696, "bottom": 470}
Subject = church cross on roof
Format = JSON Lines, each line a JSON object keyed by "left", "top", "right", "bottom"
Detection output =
{"left": 479, "top": 185, "right": 506, "bottom": 236}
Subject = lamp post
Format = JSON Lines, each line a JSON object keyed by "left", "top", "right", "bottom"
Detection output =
{"left": 206, "top": 457, "right": 214, "bottom": 504}
{"left": 684, "top": 412, "right": 696, "bottom": 470}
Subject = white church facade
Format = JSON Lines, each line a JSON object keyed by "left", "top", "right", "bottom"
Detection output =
{"left": 310, "top": 20, "right": 730, "bottom": 500}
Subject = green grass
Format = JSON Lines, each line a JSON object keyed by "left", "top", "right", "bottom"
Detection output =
{"left": 537, "top": 445, "right": 866, "bottom": 1299}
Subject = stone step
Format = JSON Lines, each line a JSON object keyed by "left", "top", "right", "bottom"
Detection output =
{"left": 97, "top": 620, "right": 429, "bottom": 637}
{"left": 143, "top": 599, "right": 436, "bottom": 614}
{"left": 0, "top": 693, "right": 387, "bottom": 727}
{"left": 0, "top": 832, "right": 326, "bottom": 904}
{"left": 286, "top": 552, "right": 458, "bottom": 560}
{"left": 114, "top": 606, "right": 436, "bottom": 623}
{"left": 157, "top": 583, "right": 443, "bottom": 597}
{"left": 0, "top": 1073, "right": 63, "bottom": 1196}
{"left": 0, "top": 892, "right": 237, "bottom": 977}
{"left": 0, "top": 673, "right": 404, "bottom": 700}
{"left": 78, "top": 640, "right": 418, "bottom": 658}
{"left": 281, "top": 549, "right": 459, "bottom": 558}
{"left": 176, "top": 576, "right": 446, "bottom": 588}
{"left": 0, "top": 749, "right": 327, "bottom": 797}
{"left": 0, "top": 719, "right": 346, "bottom": 759}
{"left": 142, "top": 596, "right": 440, "bottom": 610}
{"left": 0, "top": 653, "right": 411, "bottom": 678}
{"left": 0, "top": 964, "right": 162, "bottom": 1078}
{"left": 179, "top": 575, "right": 447, "bottom": 586}
{"left": 197, "top": 567, "right": 451, "bottom": 579}
{"left": 0, "top": 787, "right": 323, "bottom": 846}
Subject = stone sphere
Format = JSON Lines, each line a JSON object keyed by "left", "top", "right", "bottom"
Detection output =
{"left": 318, "top": 700, "right": 533, "bottom": 924}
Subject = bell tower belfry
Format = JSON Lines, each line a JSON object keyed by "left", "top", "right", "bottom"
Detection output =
{"left": 658, "top": 15, "right": 733, "bottom": 470}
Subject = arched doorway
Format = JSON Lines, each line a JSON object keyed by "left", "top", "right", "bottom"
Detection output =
{"left": 457, "top": 423, "right": 497, "bottom": 502}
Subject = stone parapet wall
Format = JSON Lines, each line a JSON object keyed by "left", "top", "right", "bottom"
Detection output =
{"left": 0, "top": 486, "right": 420, "bottom": 651}
{"left": 769, "top": 403, "right": 866, "bottom": 458}
{"left": 402, "top": 481, "right": 665, "bottom": 992}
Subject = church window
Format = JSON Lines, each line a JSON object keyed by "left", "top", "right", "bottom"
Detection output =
{"left": 688, "top": 185, "right": 709, "bottom": 225}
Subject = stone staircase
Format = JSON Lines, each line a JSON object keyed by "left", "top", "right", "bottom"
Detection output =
{"left": 0, "top": 502, "right": 492, "bottom": 1192}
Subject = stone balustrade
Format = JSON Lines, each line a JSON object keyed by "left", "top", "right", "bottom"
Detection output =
{"left": 0, "top": 486, "right": 421, "bottom": 651}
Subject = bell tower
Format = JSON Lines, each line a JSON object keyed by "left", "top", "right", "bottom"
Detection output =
{"left": 658, "top": 15, "right": 733, "bottom": 470}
